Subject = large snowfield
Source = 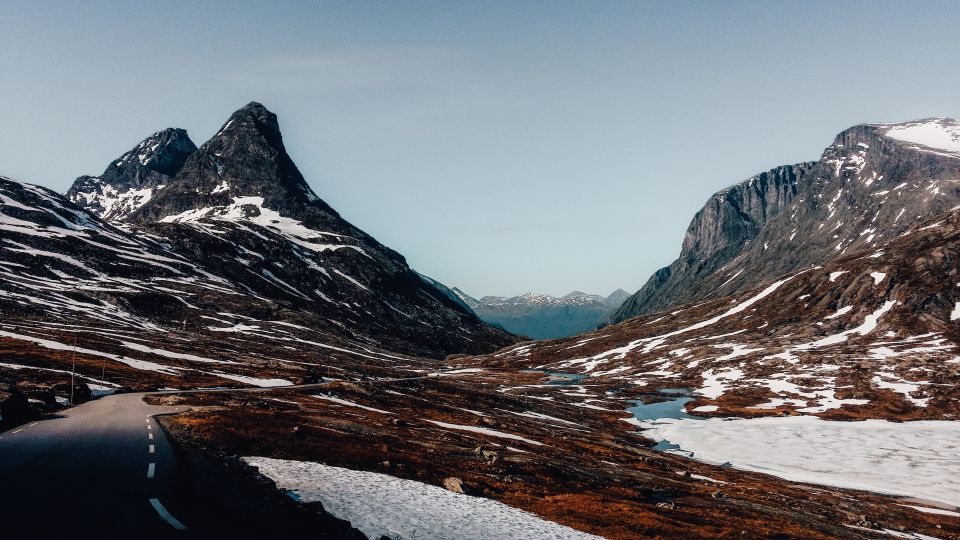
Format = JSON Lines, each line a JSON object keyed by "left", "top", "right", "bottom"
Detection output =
{"left": 244, "top": 456, "right": 603, "bottom": 540}
{"left": 638, "top": 415, "right": 960, "bottom": 508}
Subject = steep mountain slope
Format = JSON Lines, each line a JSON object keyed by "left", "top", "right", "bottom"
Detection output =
{"left": 0, "top": 174, "right": 217, "bottom": 329}
{"left": 615, "top": 118, "right": 960, "bottom": 322}
{"left": 61, "top": 102, "right": 514, "bottom": 358}
{"left": 66, "top": 128, "right": 197, "bottom": 221}
{"left": 455, "top": 289, "right": 630, "bottom": 339}
{"left": 482, "top": 205, "right": 960, "bottom": 421}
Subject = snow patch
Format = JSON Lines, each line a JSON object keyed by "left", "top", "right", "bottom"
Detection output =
{"left": 244, "top": 457, "right": 602, "bottom": 540}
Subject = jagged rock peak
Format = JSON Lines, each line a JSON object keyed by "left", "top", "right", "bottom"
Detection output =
{"left": 128, "top": 101, "right": 337, "bottom": 224}
{"left": 66, "top": 128, "right": 197, "bottom": 221}
{"left": 215, "top": 101, "right": 283, "bottom": 149}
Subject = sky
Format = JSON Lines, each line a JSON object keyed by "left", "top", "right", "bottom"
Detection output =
{"left": 1, "top": 1, "right": 959, "bottom": 298}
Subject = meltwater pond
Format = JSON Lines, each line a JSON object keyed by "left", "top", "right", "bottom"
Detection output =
{"left": 522, "top": 370, "right": 587, "bottom": 385}
{"left": 626, "top": 389, "right": 702, "bottom": 453}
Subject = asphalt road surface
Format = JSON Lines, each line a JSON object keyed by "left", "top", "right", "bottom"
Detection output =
{"left": 0, "top": 393, "right": 193, "bottom": 537}
{"left": 0, "top": 377, "right": 446, "bottom": 538}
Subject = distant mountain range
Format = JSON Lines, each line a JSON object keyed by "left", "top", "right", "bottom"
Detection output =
{"left": 453, "top": 288, "right": 631, "bottom": 339}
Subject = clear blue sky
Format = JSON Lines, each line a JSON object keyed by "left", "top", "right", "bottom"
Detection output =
{"left": 1, "top": 1, "right": 958, "bottom": 297}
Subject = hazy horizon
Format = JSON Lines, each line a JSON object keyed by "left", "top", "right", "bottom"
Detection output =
{"left": 2, "top": 1, "right": 959, "bottom": 297}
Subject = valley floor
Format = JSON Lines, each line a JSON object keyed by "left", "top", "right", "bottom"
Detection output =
{"left": 147, "top": 367, "right": 959, "bottom": 539}
{"left": 2, "top": 307, "right": 959, "bottom": 538}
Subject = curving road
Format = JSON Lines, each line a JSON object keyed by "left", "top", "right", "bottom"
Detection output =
{"left": 0, "top": 376, "right": 453, "bottom": 538}
{"left": 0, "top": 393, "right": 190, "bottom": 537}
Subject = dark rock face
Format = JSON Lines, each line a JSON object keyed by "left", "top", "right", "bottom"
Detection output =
{"left": 129, "top": 102, "right": 341, "bottom": 224}
{"left": 455, "top": 289, "right": 630, "bottom": 339}
{"left": 57, "top": 102, "right": 514, "bottom": 357}
{"left": 67, "top": 128, "right": 197, "bottom": 221}
{"left": 615, "top": 163, "right": 812, "bottom": 321}
{"left": 614, "top": 118, "right": 960, "bottom": 322}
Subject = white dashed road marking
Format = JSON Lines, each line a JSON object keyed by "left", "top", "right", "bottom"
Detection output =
{"left": 149, "top": 498, "right": 186, "bottom": 530}
{"left": 148, "top": 433, "right": 154, "bottom": 440}
{"left": 12, "top": 429, "right": 23, "bottom": 434}
{"left": 147, "top": 462, "right": 155, "bottom": 479}
{"left": 149, "top": 444, "right": 155, "bottom": 454}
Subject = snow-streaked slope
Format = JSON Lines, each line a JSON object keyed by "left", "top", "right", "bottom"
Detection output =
{"left": 61, "top": 102, "right": 517, "bottom": 358}
{"left": 67, "top": 128, "right": 197, "bottom": 221}
{"left": 244, "top": 457, "right": 603, "bottom": 540}
{"left": 487, "top": 206, "right": 960, "bottom": 421}
{"left": 616, "top": 117, "right": 960, "bottom": 321}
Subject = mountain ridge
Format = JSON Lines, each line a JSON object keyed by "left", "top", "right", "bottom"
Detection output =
{"left": 67, "top": 128, "right": 197, "bottom": 222}
{"left": 614, "top": 117, "right": 960, "bottom": 323}
{"left": 454, "top": 287, "right": 631, "bottom": 339}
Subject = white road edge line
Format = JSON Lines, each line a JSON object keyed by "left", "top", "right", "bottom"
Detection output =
{"left": 147, "top": 462, "right": 155, "bottom": 479}
{"left": 148, "top": 498, "right": 187, "bottom": 530}
{"left": 149, "top": 444, "right": 155, "bottom": 454}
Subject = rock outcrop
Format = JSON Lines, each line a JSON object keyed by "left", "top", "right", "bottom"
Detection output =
{"left": 67, "top": 128, "right": 197, "bottom": 221}
{"left": 614, "top": 118, "right": 960, "bottom": 322}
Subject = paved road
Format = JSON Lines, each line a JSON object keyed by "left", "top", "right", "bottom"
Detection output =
{"left": 0, "top": 375, "right": 456, "bottom": 538}
{"left": 0, "top": 393, "right": 188, "bottom": 537}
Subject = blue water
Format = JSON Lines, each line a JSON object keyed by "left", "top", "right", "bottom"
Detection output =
{"left": 627, "top": 388, "right": 701, "bottom": 453}
{"left": 523, "top": 369, "right": 587, "bottom": 385}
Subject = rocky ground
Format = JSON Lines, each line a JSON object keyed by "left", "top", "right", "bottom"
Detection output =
{"left": 145, "top": 367, "right": 958, "bottom": 539}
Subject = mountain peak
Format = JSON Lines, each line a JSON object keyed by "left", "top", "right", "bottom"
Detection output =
{"left": 219, "top": 101, "right": 282, "bottom": 140}
{"left": 127, "top": 101, "right": 338, "bottom": 225}
{"left": 66, "top": 127, "right": 197, "bottom": 221}
{"left": 604, "top": 288, "right": 631, "bottom": 307}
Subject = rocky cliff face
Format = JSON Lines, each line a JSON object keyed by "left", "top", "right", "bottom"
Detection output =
{"left": 614, "top": 118, "right": 960, "bottom": 322}
{"left": 59, "top": 102, "right": 515, "bottom": 357}
{"left": 66, "top": 128, "right": 197, "bottom": 221}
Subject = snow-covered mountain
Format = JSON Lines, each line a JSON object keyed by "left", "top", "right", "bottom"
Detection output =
{"left": 2, "top": 102, "right": 515, "bottom": 360}
{"left": 614, "top": 117, "right": 960, "bottom": 322}
{"left": 454, "top": 288, "right": 631, "bottom": 339}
